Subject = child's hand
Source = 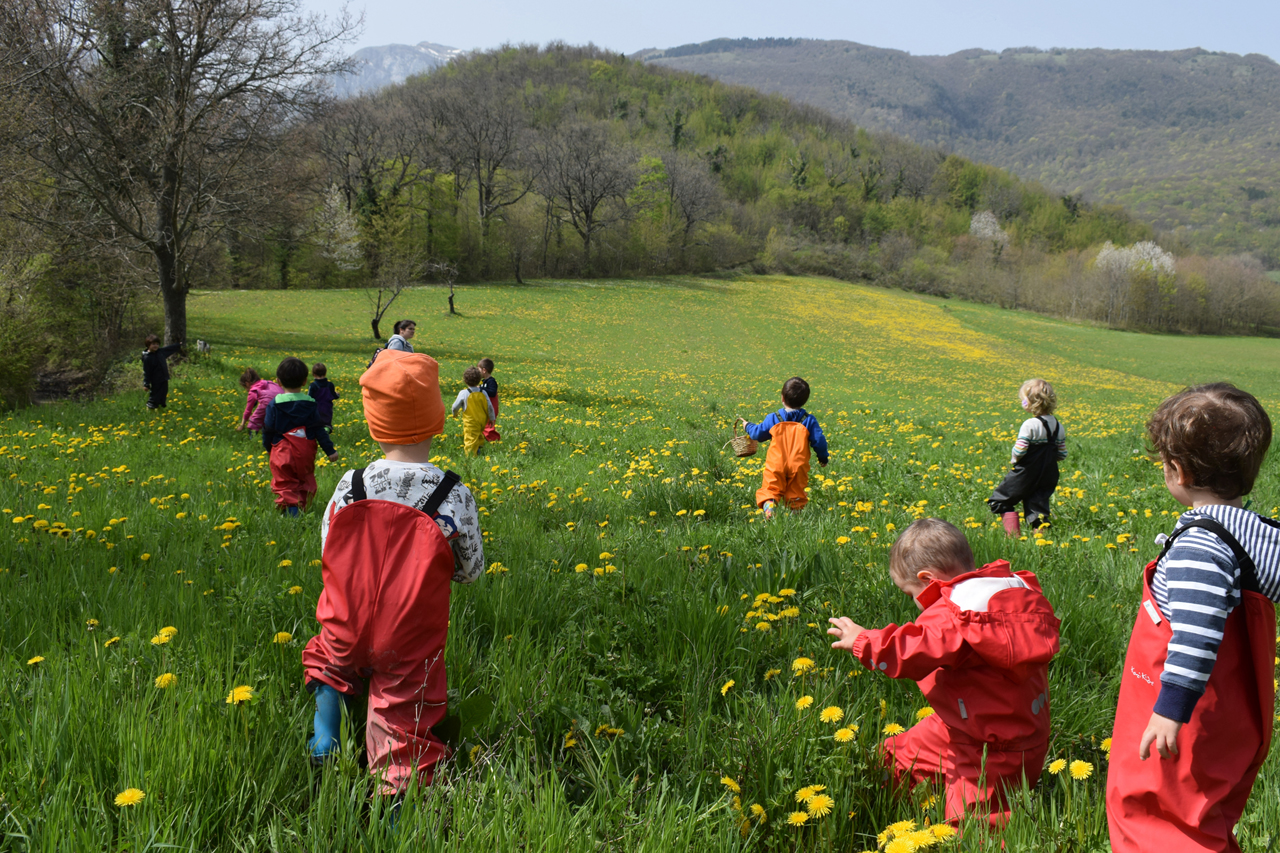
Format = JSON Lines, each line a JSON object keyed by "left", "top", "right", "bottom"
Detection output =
{"left": 819, "top": 459, "right": 828, "bottom": 467}
{"left": 827, "top": 616, "right": 865, "bottom": 651}
{"left": 1139, "top": 712, "right": 1182, "bottom": 760}
{"left": 327, "top": 452, "right": 339, "bottom": 462}
{"left": 235, "top": 423, "right": 244, "bottom": 432}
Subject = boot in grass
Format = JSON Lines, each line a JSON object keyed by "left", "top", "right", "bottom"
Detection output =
{"left": 763, "top": 500, "right": 776, "bottom": 520}
{"left": 308, "top": 683, "right": 347, "bottom": 762}
{"left": 1002, "top": 512, "right": 1020, "bottom": 537}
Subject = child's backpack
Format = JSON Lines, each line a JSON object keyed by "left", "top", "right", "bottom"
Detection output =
{"left": 367, "top": 347, "right": 385, "bottom": 369}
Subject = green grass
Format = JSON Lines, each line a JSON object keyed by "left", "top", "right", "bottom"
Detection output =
{"left": 4, "top": 275, "right": 1280, "bottom": 851}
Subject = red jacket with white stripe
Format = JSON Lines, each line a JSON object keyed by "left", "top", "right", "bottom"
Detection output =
{"left": 850, "top": 561, "right": 1061, "bottom": 750}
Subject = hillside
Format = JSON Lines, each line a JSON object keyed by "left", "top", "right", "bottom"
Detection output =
{"left": 641, "top": 39, "right": 1280, "bottom": 266}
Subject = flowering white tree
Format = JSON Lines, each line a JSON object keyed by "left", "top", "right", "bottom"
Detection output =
{"left": 969, "top": 210, "right": 1009, "bottom": 247}
{"left": 1095, "top": 241, "right": 1176, "bottom": 276}
{"left": 314, "top": 185, "right": 363, "bottom": 273}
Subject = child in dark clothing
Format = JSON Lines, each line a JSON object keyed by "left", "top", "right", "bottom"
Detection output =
{"left": 263, "top": 357, "right": 338, "bottom": 515}
{"left": 479, "top": 357, "right": 500, "bottom": 443}
{"left": 141, "top": 334, "right": 183, "bottom": 409}
{"left": 308, "top": 363, "right": 339, "bottom": 427}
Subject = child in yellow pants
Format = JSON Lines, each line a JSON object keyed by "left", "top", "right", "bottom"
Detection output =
{"left": 451, "top": 366, "right": 496, "bottom": 455}
{"left": 739, "top": 377, "right": 829, "bottom": 519}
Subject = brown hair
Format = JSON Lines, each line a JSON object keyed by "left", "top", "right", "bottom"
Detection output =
{"left": 889, "top": 518, "right": 975, "bottom": 586}
{"left": 463, "top": 366, "right": 482, "bottom": 387}
{"left": 312, "top": 362, "right": 327, "bottom": 378}
{"left": 239, "top": 368, "right": 260, "bottom": 389}
{"left": 275, "top": 357, "right": 308, "bottom": 390}
{"left": 1147, "top": 383, "right": 1271, "bottom": 499}
{"left": 478, "top": 357, "right": 495, "bottom": 373}
{"left": 144, "top": 334, "right": 161, "bottom": 347}
{"left": 1020, "top": 378, "right": 1056, "bottom": 416}
{"left": 782, "top": 376, "right": 810, "bottom": 408}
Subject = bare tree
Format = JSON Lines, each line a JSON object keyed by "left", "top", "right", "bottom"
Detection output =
{"left": 535, "top": 123, "right": 636, "bottom": 274}
{"left": 2, "top": 0, "right": 357, "bottom": 344}
{"left": 660, "top": 151, "right": 723, "bottom": 259}
{"left": 427, "top": 259, "right": 460, "bottom": 315}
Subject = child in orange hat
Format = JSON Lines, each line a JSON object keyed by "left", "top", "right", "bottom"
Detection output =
{"left": 302, "top": 348, "right": 483, "bottom": 798}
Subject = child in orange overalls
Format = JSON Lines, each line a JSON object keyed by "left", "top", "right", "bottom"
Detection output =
{"left": 739, "top": 377, "right": 828, "bottom": 519}
{"left": 1107, "top": 383, "right": 1278, "bottom": 852}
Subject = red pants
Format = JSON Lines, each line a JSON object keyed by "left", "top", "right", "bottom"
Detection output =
{"left": 269, "top": 433, "right": 317, "bottom": 509}
{"left": 302, "top": 500, "right": 455, "bottom": 793}
{"left": 755, "top": 421, "right": 811, "bottom": 510}
{"left": 1107, "top": 561, "right": 1275, "bottom": 852}
{"left": 884, "top": 713, "right": 1048, "bottom": 826}
{"left": 483, "top": 396, "right": 501, "bottom": 442}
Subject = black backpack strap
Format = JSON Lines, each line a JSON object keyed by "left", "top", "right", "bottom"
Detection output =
{"left": 348, "top": 468, "right": 367, "bottom": 503}
{"left": 422, "top": 470, "right": 460, "bottom": 517}
{"left": 1159, "top": 517, "right": 1261, "bottom": 594}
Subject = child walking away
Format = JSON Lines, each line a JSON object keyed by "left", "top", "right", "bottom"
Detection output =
{"left": 479, "top": 357, "right": 501, "bottom": 443}
{"left": 1107, "top": 384, "right": 1278, "bottom": 852}
{"left": 303, "top": 348, "right": 483, "bottom": 798}
{"left": 987, "top": 378, "right": 1067, "bottom": 535}
{"left": 262, "top": 357, "right": 337, "bottom": 515}
{"left": 739, "top": 377, "right": 828, "bottom": 519}
{"left": 141, "top": 334, "right": 183, "bottom": 409}
{"left": 237, "top": 369, "right": 284, "bottom": 433}
{"left": 828, "top": 518, "right": 1060, "bottom": 826}
{"left": 451, "top": 366, "right": 495, "bottom": 456}
{"left": 308, "top": 363, "right": 340, "bottom": 428}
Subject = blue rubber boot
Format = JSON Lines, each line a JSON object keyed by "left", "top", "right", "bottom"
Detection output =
{"left": 287, "top": 505, "right": 300, "bottom": 517}
{"left": 307, "top": 683, "right": 345, "bottom": 761}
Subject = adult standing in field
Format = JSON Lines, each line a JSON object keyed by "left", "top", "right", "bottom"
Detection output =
{"left": 386, "top": 320, "right": 416, "bottom": 353}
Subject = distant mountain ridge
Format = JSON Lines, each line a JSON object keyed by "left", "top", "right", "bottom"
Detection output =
{"left": 332, "top": 41, "right": 463, "bottom": 97}
{"left": 641, "top": 38, "right": 1280, "bottom": 265}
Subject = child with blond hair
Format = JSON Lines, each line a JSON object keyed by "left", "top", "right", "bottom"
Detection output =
{"left": 987, "top": 378, "right": 1067, "bottom": 535}
{"left": 828, "top": 518, "right": 1060, "bottom": 826}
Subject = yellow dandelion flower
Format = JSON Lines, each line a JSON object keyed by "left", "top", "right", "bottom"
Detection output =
{"left": 836, "top": 536, "right": 850, "bottom": 545}
{"left": 154, "top": 672, "right": 177, "bottom": 689}
{"left": 225, "top": 685, "right": 254, "bottom": 705}
{"left": 791, "top": 657, "right": 815, "bottom": 675}
{"left": 720, "top": 679, "right": 735, "bottom": 696}
{"left": 149, "top": 634, "right": 169, "bottom": 645}
{"left": 834, "top": 727, "right": 856, "bottom": 743}
{"left": 820, "top": 706, "right": 844, "bottom": 724}
{"left": 915, "top": 706, "right": 935, "bottom": 721}
{"left": 883, "top": 723, "right": 905, "bottom": 736}
{"left": 885, "top": 819, "right": 916, "bottom": 837}
{"left": 1101, "top": 737, "right": 1112, "bottom": 758}
{"left": 114, "top": 788, "right": 145, "bottom": 807}
{"left": 755, "top": 622, "right": 771, "bottom": 632}
{"left": 288, "top": 585, "right": 303, "bottom": 595}
{"left": 749, "top": 803, "right": 766, "bottom": 822}
{"left": 806, "top": 794, "right": 834, "bottom": 818}
{"left": 278, "top": 559, "right": 292, "bottom": 567}
{"left": 1048, "top": 758, "right": 1067, "bottom": 775}
{"left": 273, "top": 632, "right": 292, "bottom": 644}
{"left": 309, "top": 559, "right": 322, "bottom": 566}
{"left": 764, "top": 668, "right": 781, "bottom": 680}
{"left": 86, "top": 618, "right": 99, "bottom": 629}
{"left": 930, "top": 824, "right": 957, "bottom": 839}
{"left": 1069, "top": 760, "right": 1094, "bottom": 780}
{"left": 159, "top": 626, "right": 177, "bottom": 638}
{"left": 720, "top": 776, "right": 740, "bottom": 794}
{"left": 27, "top": 655, "right": 44, "bottom": 666}
{"left": 787, "top": 811, "right": 809, "bottom": 827}
{"left": 796, "top": 695, "right": 814, "bottom": 710}
{"left": 140, "top": 553, "right": 150, "bottom": 561}
{"left": 104, "top": 636, "right": 120, "bottom": 647}
{"left": 563, "top": 733, "right": 578, "bottom": 749}
{"left": 778, "top": 588, "right": 796, "bottom": 596}
{"left": 574, "top": 563, "right": 588, "bottom": 573}
{"left": 795, "top": 785, "right": 817, "bottom": 803}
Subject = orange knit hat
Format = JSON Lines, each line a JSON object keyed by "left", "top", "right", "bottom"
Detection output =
{"left": 360, "top": 349, "right": 445, "bottom": 444}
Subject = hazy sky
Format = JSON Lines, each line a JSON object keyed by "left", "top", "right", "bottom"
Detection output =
{"left": 304, "top": 0, "right": 1278, "bottom": 61}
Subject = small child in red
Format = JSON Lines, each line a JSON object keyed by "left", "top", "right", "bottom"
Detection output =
{"left": 828, "top": 518, "right": 1060, "bottom": 826}
{"left": 262, "top": 357, "right": 337, "bottom": 515}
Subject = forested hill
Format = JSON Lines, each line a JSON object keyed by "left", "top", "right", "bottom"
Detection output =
{"left": 640, "top": 40, "right": 1280, "bottom": 266}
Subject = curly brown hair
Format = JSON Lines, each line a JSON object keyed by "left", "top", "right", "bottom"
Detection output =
{"left": 1147, "top": 383, "right": 1271, "bottom": 499}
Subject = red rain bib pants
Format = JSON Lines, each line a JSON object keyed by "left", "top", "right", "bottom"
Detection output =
{"left": 1107, "top": 559, "right": 1275, "bottom": 852}
{"left": 269, "top": 430, "right": 317, "bottom": 509}
{"left": 302, "top": 499, "right": 455, "bottom": 793}
{"left": 756, "top": 420, "right": 812, "bottom": 510}
{"left": 483, "top": 396, "right": 501, "bottom": 442}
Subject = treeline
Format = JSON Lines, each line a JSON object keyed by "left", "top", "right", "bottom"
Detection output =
{"left": 2, "top": 37, "right": 1278, "bottom": 405}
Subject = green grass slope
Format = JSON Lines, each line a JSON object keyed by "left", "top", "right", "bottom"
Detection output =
{"left": 3, "top": 276, "right": 1280, "bottom": 850}
{"left": 645, "top": 41, "right": 1280, "bottom": 265}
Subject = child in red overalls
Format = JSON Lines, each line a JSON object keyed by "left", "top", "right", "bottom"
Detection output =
{"left": 302, "top": 349, "right": 484, "bottom": 797}
{"left": 828, "top": 518, "right": 1061, "bottom": 826}
{"left": 1107, "top": 383, "right": 1277, "bottom": 853}
{"left": 262, "top": 357, "right": 337, "bottom": 515}
{"left": 739, "top": 377, "right": 828, "bottom": 519}
{"left": 479, "top": 357, "right": 500, "bottom": 443}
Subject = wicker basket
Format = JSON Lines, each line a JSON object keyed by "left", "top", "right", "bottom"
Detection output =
{"left": 724, "top": 422, "right": 759, "bottom": 458}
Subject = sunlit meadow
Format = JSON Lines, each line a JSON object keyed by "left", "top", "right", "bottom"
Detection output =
{"left": 4, "top": 275, "right": 1280, "bottom": 851}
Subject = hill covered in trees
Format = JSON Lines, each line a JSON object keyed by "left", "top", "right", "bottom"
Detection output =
{"left": 641, "top": 39, "right": 1280, "bottom": 266}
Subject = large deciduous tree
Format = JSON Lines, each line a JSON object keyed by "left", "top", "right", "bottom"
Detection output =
{"left": 1, "top": 0, "right": 355, "bottom": 344}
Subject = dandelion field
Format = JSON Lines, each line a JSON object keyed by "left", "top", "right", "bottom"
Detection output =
{"left": 4, "top": 274, "right": 1280, "bottom": 851}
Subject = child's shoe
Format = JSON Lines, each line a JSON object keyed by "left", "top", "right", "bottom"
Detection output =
{"left": 1001, "top": 512, "right": 1020, "bottom": 537}
{"left": 763, "top": 501, "right": 776, "bottom": 521}
{"left": 308, "top": 683, "right": 346, "bottom": 762}
{"left": 286, "top": 505, "right": 300, "bottom": 517}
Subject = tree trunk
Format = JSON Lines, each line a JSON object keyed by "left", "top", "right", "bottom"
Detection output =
{"left": 371, "top": 317, "right": 381, "bottom": 340}
{"left": 448, "top": 282, "right": 457, "bottom": 315}
{"left": 157, "top": 247, "right": 186, "bottom": 346}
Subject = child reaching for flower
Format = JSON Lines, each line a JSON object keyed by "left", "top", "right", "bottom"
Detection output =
{"left": 827, "top": 518, "right": 1061, "bottom": 826}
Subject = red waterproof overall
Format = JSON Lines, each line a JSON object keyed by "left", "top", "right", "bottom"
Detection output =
{"left": 756, "top": 421, "right": 812, "bottom": 510}
{"left": 1107, "top": 540, "right": 1275, "bottom": 852}
{"left": 302, "top": 498, "right": 455, "bottom": 794}
{"left": 269, "top": 429, "right": 318, "bottom": 509}
{"left": 483, "top": 396, "right": 501, "bottom": 442}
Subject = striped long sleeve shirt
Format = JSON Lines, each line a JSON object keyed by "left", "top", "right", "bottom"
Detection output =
{"left": 1150, "top": 505, "right": 1280, "bottom": 722}
{"left": 1011, "top": 415, "right": 1068, "bottom": 462}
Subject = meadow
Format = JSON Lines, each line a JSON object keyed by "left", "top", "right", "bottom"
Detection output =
{"left": 3, "top": 274, "right": 1280, "bottom": 851}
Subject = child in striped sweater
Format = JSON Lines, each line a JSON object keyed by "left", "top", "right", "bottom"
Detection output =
{"left": 1107, "top": 383, "right": 1280, "bottom": 852}
{"left": 987, "top": 378, "right": 1067, "bottom": 535}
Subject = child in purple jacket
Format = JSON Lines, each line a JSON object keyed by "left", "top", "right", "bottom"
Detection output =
{"left": 237, "top": 368, "right": 284, "bottom": 434}
{"left": 308, "top": 363, "right": 339, "bottom": 427}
